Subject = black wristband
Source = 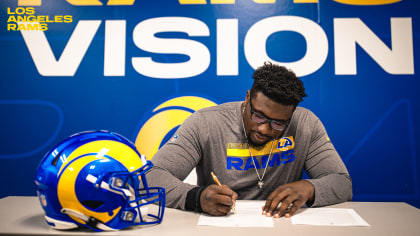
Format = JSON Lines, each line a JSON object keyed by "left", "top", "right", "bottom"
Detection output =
{"left": 185, "top": 186, "right": 207, "bottom": 212}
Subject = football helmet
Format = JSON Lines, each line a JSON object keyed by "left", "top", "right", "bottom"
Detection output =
{"left": 34, "top": 130, "right": 165, "bottom": 231}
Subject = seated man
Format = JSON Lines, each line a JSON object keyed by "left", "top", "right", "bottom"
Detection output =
{"left": 146, "top": 62, "right": 352, "bottom": 217}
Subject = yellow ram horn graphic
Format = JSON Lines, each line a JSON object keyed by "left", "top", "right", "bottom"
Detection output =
{"left": 135, "top": 96, "right": 217, "bottom": 160}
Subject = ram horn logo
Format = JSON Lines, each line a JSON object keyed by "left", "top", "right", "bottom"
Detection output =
{"left": 135, "top": 96, "right": 217, "bottom": 160}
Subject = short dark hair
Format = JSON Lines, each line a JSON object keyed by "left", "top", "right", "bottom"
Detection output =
{"left": 250, "top": 62, "right": 307, "bottom": 107}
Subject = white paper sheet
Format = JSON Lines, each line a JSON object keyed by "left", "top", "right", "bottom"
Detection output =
{"left": 291, "top": 208, "right": 370, "bottom": 227}
{"left": 197, "top": 201, "right": 273, "bottom": 227}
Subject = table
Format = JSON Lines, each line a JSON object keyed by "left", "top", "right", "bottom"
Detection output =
{"left": 0, "top": 196, "right": 419, "bottom": 236}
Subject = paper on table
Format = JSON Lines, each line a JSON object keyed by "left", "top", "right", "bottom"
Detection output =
{"left": 197, "top": 201, "right": 273, "bottom": 227}
{"left": 291, "top": 208, "right": 370, "bottom": 227}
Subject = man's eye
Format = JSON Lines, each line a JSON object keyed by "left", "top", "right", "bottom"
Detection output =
{"left": 255, "top": 113, "right": 265, "bottom": 119}
{"left": 272, "top": 122, "right": 285, "bottom": 127}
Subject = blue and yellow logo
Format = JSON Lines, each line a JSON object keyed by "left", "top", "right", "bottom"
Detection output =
{"left": 135, "top": 96, "right": 217, "bottom": 160}
{"left": 56, "top": 140, "right": 142, "bottom": 224}
{"left": 227, "top": 136, "right": 296, "bottom": 171}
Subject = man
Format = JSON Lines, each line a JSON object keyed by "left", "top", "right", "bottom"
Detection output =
{"left": 146, "top": 62, "right": 352, "bottom": 218}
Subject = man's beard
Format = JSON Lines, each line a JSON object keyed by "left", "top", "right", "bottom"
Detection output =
{"left": 247, "top": 130, "right": 282, "bottom": 150}
{"left": 247, "top": 134, "right": 269, "bottom": 150}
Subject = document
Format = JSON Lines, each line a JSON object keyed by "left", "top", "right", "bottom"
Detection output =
{"left": 197, "top": 201, "right": 273, "bottom": 227}
{"left": 291, "top": 208, "right": 370, "bottom": 227}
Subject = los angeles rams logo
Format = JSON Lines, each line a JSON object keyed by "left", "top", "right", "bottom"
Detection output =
{"left": 134, "top": 96, "right": 217, "bottom": 160}
{"left": 56, "top": 140, "right": 143, "bottom": 224}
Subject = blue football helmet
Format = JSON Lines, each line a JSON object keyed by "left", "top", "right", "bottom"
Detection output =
{"left": 34, "top": 130, "right": 165, "bottom": 231}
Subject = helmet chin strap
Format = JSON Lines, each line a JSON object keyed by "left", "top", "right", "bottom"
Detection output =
{"left": 126, "top": 183, "right": 151, "bottom": 223}
{"left": 61, "top": 208, "right": 115, "bottom": 231}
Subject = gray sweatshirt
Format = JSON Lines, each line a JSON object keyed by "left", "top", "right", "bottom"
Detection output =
{"left": 146, "top": 102, "right": 352, "bottom": 210}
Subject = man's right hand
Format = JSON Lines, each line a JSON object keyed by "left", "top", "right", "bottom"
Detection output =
{"left": 200, "top": 184, "right": 237, "bottom": 216}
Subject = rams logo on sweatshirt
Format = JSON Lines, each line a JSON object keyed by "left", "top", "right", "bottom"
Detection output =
{"left": 226, "top": 136, "right": 295, "bottom": 170}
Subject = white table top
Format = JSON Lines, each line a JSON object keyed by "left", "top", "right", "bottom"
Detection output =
{"left": 1, "top": 196, "right": 419, "bottom": 236}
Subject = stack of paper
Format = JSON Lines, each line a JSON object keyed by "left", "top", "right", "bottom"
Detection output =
{"left": 291, "top": 208, "right": 370, "bottom": 226}
{"left": 197, "top": 201, "right": 273, "bottom": 227}
{"left": 197, "top": 202, "right": 369, "bottom": 228}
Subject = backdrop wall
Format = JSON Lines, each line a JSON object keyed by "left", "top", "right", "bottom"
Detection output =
{"left": 1, "top": 0, "right": 419, "bottom": 208}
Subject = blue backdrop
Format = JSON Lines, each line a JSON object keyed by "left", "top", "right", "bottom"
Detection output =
{"left": 0, "top": 0, "right": 419, "bottom": 208}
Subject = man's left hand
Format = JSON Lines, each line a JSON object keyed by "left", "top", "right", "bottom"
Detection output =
{"left": 262, "top": 180, "right": 314, "bottom": 218}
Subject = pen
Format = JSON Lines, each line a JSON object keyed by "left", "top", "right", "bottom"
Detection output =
{"left": 211, "top": 171, "right": 236, "bottom": 213}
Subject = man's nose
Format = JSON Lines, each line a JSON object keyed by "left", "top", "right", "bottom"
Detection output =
{"left": 257, "top": 121, "right": 272, "bottom": 136}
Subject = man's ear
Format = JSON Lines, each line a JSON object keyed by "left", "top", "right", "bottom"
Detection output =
{"left": 245, "top": 90, "right": 250, "bottom": 103}
{"left": 242, "top": 90, "right": 250, "bottom": 114}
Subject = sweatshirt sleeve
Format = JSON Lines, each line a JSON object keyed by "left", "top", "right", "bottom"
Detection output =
{"left": 145, "top": 111, "right": 206, "bottom": 210}
{"left": 303, "top": 113, "right": 353, "bottom": 207}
